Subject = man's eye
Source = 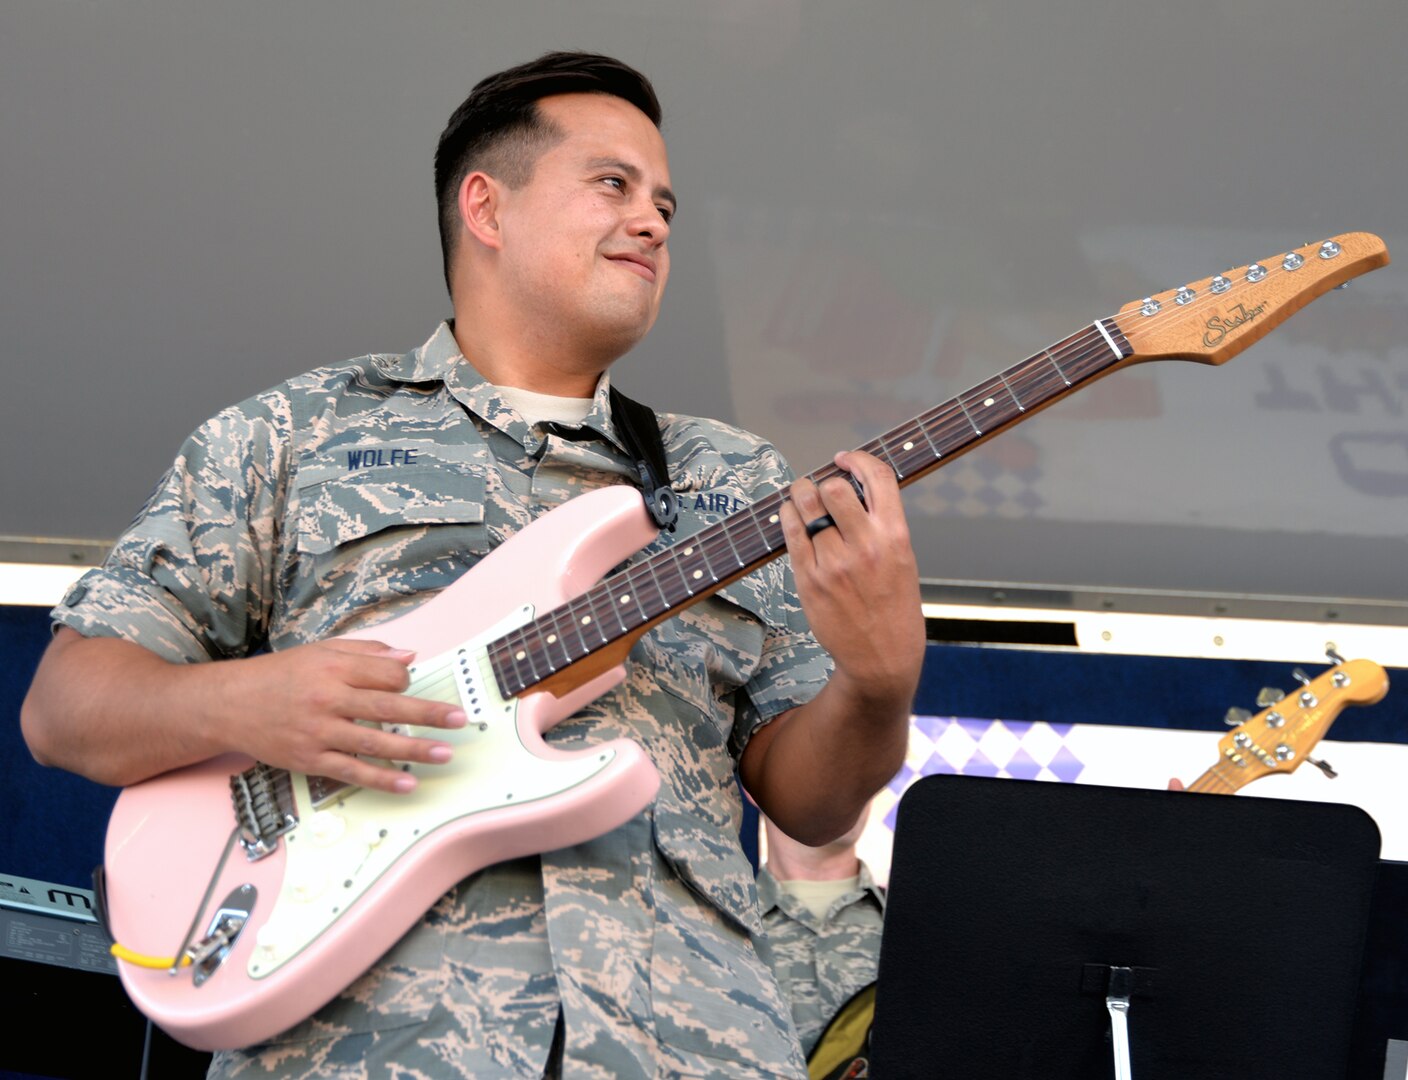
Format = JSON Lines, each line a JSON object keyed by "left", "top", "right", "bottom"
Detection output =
{"left": 657, "top": 206, "right": 674, "bottom": 224}
{"left": 602, "top": 176, "right": 625, "bottom": 190}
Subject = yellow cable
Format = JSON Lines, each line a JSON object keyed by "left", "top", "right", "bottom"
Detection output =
{"left": 110, "top": 942, "right": 192, "bottom": 969}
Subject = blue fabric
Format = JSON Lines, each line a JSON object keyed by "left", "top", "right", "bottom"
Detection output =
{"left": 917, "top": 642, "right": 1407, "bottom": 744}
{"left": 6, "top": 616, "right": 1403, "bottom": 893}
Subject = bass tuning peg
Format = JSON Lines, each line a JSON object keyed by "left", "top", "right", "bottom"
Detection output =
{"left": 1223, "top": 707, "right": 1252, "bottom": 727}
{"left": 1307, "top": 756, "right": 1339, "bottom": 779}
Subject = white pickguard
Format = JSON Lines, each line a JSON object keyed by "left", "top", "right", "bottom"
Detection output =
{"left": 246, "top": 605, "right": 618, "bottom": 977}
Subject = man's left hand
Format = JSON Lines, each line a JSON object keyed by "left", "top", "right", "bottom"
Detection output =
{"left": 779, "top": 450, "right": 926, "bottom": 712}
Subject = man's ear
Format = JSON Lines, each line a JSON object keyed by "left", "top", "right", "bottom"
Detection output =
{"left": 459, "top": 171, "right": 504, "bottom": 252}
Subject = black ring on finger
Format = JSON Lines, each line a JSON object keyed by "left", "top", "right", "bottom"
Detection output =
{"left": 805, "top": 513, "right": 836, "bottom": 539}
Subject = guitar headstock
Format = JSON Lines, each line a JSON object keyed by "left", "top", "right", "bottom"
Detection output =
{"left": 1112, "top": 232, "right": 1389, "bottom": 367}
{"left": 1203, "top": 657, "right": 1389, "bottom": 794}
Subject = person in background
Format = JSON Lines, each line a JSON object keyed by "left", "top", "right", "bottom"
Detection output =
{"left": 758, "top": 804, "right": 886, "bottom": 1061}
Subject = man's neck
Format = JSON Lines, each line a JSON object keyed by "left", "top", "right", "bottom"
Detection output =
{"left": 765, "top": 844, "right": 862, "bottom": 883}
{"left": 449, "top": 301, "right": 615, "bottom": 398}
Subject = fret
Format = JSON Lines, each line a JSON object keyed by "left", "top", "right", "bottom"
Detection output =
{"left": 495, "top": 644, "right": 524, "bottom": 698}
{"left": 748, "top": 505, "right": 777, "bottom": 557}
{"left": 915, "top": 415, "right": 943, "bottom": 460}
{"left": 584, "top": 592, "right": 609, "bottom": 645}
{"left": 956, "top": 396, "right": 983, "bottom": 436}
{"left": 538, "top": 633, "right": 558, "bottom": 674}
{"left": 669, "top": 549, "right": 696, "bottom": 599}
{"left": 544, "top": 611, "right": 572, "bottom": 670}
{"left": 610, "top": 586, "right": 632, "bottom": 635}
{"left": 697, "top": 540, "right": 722, "bottom": 584}
{"left": 873, "top": 437, "right": 903, "bottom": 479}
{"left": 642, "top": 556, "right": 671, "bottom": 616}
{"left": 569, "top": 604, "right": 594, "bottom": 658}
{"left": 515, "top": 635, "right": 543, "bottom": 685}
{"left": 998, "top": 372, "right": 1025, "bottom": 412}
{"left": 625, "top": 575, "right": 651, "bottom": 624}
{"left": 720, "top": 520, "right": 748, "bottom": 570}
{"left": 1045, "top": 348, "right": 1072, "bottom": 387}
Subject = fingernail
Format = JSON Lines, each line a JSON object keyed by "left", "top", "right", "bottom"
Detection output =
{"left": 444, "top": 709, "right": 468, "bottom": 727}
{"left": 387, "top": 648, "right": 417, "bottom": 661}
{"left": 428, "top": 744, "right": 453, "bottom": 763}
{"left": 393, "top": 775, "right": 417, "bottom": 793}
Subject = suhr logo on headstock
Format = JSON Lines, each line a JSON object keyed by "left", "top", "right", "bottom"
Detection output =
{"left": 1203, "top": 301, "right": 1268, "bottom": 346}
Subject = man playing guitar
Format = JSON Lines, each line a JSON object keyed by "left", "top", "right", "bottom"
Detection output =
{"left": 21, "top": 51, "right": 925, "bottom": 1079}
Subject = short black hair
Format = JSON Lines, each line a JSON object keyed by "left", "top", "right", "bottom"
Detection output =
{"left": 433, "top": 51, "right": 663, "bottom": 295}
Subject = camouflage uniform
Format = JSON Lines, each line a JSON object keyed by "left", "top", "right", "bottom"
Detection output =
{"left": 54, "top": 322, "right": 834, "bottom": 1079}
{"left": 756, "top": 864, "right": 885, "bottom": 1059}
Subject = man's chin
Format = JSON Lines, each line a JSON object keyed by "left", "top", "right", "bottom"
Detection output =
{"left": 586, "top": 309, "right": 659, "bottom": 360}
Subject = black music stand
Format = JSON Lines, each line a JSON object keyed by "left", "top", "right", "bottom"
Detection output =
{"left": 870, "top": 774, "right": 1381, "bottom": 1080}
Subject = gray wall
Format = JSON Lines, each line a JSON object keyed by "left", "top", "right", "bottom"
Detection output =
{"left": 3, "top": 0, "right": 1405, "bottom": 605}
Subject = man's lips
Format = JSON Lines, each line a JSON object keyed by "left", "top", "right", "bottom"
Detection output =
{"left": 605, "top": 252, "right": 657, "bottom": 282}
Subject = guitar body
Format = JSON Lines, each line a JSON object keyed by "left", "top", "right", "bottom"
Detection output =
{"left": 104, "top": 486, "right": 663, "bottom": 1051}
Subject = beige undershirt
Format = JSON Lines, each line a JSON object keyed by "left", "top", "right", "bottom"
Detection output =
{"left": 779, "top": 875, "right": 861, "bottom": 922}
{"left": 495, "top": 384, "right": 593, "bottom": 428}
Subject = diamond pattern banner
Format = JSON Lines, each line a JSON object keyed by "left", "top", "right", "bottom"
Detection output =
{"left": 852, "top": 715, "right": 1408, "bottom": 885}
{"left": 856, "top": 714, "right": 1087, "bottom": 886}
{"left": 876, "top": 716, "right": 1085, "bottom": 835}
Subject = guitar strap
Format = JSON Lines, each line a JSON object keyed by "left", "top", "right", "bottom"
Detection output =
{"left": 608, "top": 385, "right": 679, "bottom": 532}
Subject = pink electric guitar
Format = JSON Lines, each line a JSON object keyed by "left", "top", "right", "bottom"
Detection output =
{"left": 103, "top": 232, "right": 1389, "bottom": 1050}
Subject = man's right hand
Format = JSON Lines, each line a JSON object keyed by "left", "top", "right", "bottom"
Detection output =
{"left": 21, "top": 629, "right": 466, "bottom": 793}
{"left": 205, "top": 638, "right": 467, "bottom": 794}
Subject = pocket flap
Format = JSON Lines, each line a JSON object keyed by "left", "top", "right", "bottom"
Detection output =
{"left": 295, "top": 465, "right": 486, "bottom": 555}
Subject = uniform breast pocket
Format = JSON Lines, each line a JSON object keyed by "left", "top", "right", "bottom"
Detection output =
{"left": 284, "top": 465, "right": 492, "bottom": 635}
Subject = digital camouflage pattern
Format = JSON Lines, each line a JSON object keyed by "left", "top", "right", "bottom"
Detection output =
{"left": 756, "top": 864, "right": 886, "bottom": 1058}
{"left": 55, "top": 322, "right": 834, "bottom": 1078}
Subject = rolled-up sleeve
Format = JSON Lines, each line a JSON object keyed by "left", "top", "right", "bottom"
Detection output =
{"left": 52, "top": 396, "right": 289, "bottom": 663}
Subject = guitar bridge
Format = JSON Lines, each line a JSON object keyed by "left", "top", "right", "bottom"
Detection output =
{"left": 230, "top": 764, "right": 298, "bottom": 861}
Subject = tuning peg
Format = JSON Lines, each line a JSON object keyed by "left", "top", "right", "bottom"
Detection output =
{"left": 1307, "top": 756, "right": 1339, "bottom": 779}
{"left": 1326, "top": 647, "right": 1346, "bottom": 665}
{"left": 1256, "top": 687, "right": 1286, "bottom": 707}
{"left": 1223, "top": 707, "right": 1252, "bottom": 727}
{"left": 1291, "top": 668, "right": 1312, "bottom": 687}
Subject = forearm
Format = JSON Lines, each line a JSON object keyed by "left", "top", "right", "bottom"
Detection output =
{"left": 23, "top": 626, "right": 472, "bottom": 796}
{"left": 742, "top": 667, "right": 913, "bottom": 846}
{"left": 21, "top": 629, "right": 230, "bottom": 787}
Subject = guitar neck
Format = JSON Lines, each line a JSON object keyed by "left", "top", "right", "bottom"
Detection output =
{"left": 488, "top": 319, "right": 1135, "bottom": 698}
{"left": 1186, "top": 761, "right": 1251, "bottom": 795}
{"left": 489, "top": 231, "right": 1389, "bottom": 699}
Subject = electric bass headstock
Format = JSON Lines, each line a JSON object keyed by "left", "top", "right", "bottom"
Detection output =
{"left": 1188, "top": 651, "right": 1390, "bottom": 795}
{"left": 1111, "top": 232, "right": 1389, "bottom": 367}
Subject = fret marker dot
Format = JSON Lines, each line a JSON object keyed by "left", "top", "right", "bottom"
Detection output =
{"left": 692, "top": 570, "right": 703, "bottom": 580}
{"left": 684, "top": 546, "right": 694, "bottom": 556}
{"left": 983, "top": 397, "right": 995, "bottom": 407}
{"left": 619, "top": 594, "right": 631, "bottom": 604}
{"left": 769, "top": 514, "right": 779, "bottom": 524}
{"left": 581, "top": 615, "right": 592, "bottom": 625}
{"left": 515, "top": 650, "right": 526, "bottom": 661}
{"left": 903, "top": 441, "right": 914, "bottom": 451}
{"left": 546, "top": 634, "right": 557, "bottom": 645}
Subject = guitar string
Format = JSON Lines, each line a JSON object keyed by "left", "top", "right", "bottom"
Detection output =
{"left": 494, "top": 242, "right": 1350, "bottom": 681}
{"left": 492, "top": 287, "right": 1237, "bottom": 680}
